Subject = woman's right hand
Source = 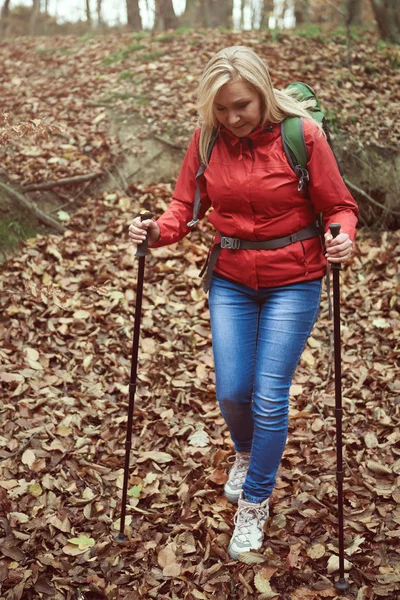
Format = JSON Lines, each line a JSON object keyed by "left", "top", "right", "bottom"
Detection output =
{"left": 128, "top": 216, "right": 160, "bottom": 247}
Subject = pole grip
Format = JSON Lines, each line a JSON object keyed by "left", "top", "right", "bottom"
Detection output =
{"left": 135, "top": 210, "right": 154, "bottom": 257}
{"left": 329, "top": 223, "right": 341, "bottom": 271}
{"left": 329, "top": 223, "right": 341, "bottom": 239}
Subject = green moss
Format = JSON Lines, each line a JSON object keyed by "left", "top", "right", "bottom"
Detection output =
{"left": 79, "top": 31, "right": 98, "bottom": 43}
{"left": 377, "top": 45, "right": 400, "bottom": 69}
{"left": 102, "top": 43, "right": 146, "bottom": 65}
{"left": 36, "top": 46, "right": 77, "bottom": 55}
{"left": 155, "top": 34, "right": 176, "bottom": 43}
{"left": 119, "top": 70, "right": 135, "bottom": 81}
{"left": 0, "top": 214, "right": 40, "bottom": 262}
{"left": 262, "top": 28, "right": 283, "bottom": 43}
{"left": 132, "top": 31, "right": 149, "bottom": 41}
{"left": 141, "top": 51, "right": 164, "bottom": 62}
{"left": 35, "top": 47, "right": 55, "bottom": 54}
{"left": 175, "top": 27, "right": 192, "bottom": 35}
{"left": 295, "top": 24, "right": 326, "bottom": 42}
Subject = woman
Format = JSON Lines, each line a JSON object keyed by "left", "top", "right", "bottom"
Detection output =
{"left": 129, "top": 46, "right": 358, "bottom": 560}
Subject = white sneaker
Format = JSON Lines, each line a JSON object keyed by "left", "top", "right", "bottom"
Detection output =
{"left": 224, "top": 452, "right": 251, "bottom": 504}
{"left": 228, "top": 493, "right": 270, "bottom": 560}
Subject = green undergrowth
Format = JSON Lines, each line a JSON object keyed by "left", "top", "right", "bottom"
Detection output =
{"left": 0, "top": 208, "right": 43, "bottom": 263}
{"left": 102, "top": 43, "right": 147, "bottom": 65}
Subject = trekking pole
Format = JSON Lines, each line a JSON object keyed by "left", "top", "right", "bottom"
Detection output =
{"left": 329, "top": 223, "right": 350, "bottom": 592}
{"left": 116, "top": 210, "right": 153, "bottom": 543}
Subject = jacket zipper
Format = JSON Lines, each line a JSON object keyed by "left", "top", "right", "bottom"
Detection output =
{"left": 248, "top": 139, "right": 254, "bottom": 172}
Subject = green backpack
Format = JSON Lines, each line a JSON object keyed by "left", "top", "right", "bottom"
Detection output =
{"left": 281, "top": 81, "right": 343, "bottom": 196}
{"left": 187, "top": 81, "right": 343, "bottom": 233}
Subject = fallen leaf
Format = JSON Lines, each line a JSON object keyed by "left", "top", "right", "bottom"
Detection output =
{"left": 238, "top": 551, "right": 267, "bottom": 564}
{"left": 68, "top": 535, "right": 95, "bottom": 550}
{"left": 307, "top": 543, "right": 326, "bottom": 559}
{"left": 137, "top": 451, "right": 173, "bottom": 464}
{"left": 188, "top": 427, "right": 210, "bottom": 447}
{"left": 208, "top": 468, "right": 228, "bottom": 485}
{"left": 367, "top": 461, "right": 392, "bottom": 475}
{"left": 21, "top": 449, "right": 36, "bottom": 468}
{"left": 254, "top": 567, "right": 278, "bottom": 593}
{"left": 327, "top": 555, "right": 352, "bottom": 574}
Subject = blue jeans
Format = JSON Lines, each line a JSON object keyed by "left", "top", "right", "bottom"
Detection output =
{"left": 208, "top": 274, "right": 322, "bottom": 503}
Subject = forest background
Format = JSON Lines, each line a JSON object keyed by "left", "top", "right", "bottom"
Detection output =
{"left": 0, "top": 1, "right": 399, "bottom": 600}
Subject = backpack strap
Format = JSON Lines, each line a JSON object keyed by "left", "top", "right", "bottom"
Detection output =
{"left": 281, "top": 117, "right": 310, "bottom": 193}
{"left": 281, "top": 116, "right": 332, "bottom": 319}
{"left": 187, "top": 129, "right": 219, "bottom": 227}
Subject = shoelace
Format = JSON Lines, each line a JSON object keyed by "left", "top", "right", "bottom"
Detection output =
{"left": 233, "top": 504, "right": 266, "bottom": 543}
{"left": 229, "top": 453, "right": 250, "bottom": 485}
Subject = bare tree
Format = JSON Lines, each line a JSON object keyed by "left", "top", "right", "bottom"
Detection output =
{"left": 85, "top": 0, "right": 92, "bottom": 26}
{"left": 346, "top": 0, "right": 362, "bottom": 25}
{"left": 126, "top": 0, "right": 142, "bottom": 30}
{"left": 30, "top": 0, "right": 41, "bottom": 35}
{"left": 154, "top": 0, "right": 177, "bottom": 30}
{"left": 369, "top": 0, "right": 400, "bottom": 43}
{"left": 180, "top": 0, "right": 204, "bottom": 27}
{"left": 0, "top": 0, "right": 12, "bottom": 37}
{"left": 181, "top": 0, "right": 233, "bottom": 28}
{"left": 240, "top": 0, "right": 245, "bottom": 29}
{"left": 293, "top": 0, "right": 310, "bottom": 25}
{"left": 260, "top": 0, "right": 274, "bottom": 28}
{"left": 97, "top": 0, "right": 103, "bottom": 26}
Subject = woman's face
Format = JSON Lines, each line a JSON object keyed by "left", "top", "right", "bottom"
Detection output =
{"left": 213, "top": 79, "right": 262, "bottom": 137}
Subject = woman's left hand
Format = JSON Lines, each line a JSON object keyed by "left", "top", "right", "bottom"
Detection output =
{"left": 324, "top": 231, "right": 353, "bottom": 264}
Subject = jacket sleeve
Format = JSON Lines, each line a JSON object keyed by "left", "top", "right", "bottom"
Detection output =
{"left": 303, "top": 119, "right": 358, "bottom": 241}
{"left": 149, "top": 128, "right": 211, "bottom": 248}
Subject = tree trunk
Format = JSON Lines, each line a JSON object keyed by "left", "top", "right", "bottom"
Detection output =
{"left": 97, "top": 0, "right": 102, "bottom": 26}
{"left": 86, "top": 0, "right": 92, "bottom": 26}
{"left": 154, "top": 0, "right": 177, "bottom": 30}
{"left": 0, "top": 0, "right": 11, "bottom": 36}
{"left": 29, "top": 0, "right": 41, "bottom": 35}
{"left": 126, "top": 0, "right": 142, "bottom": 31}
{"left": 239, "top": 0, "right": 245, "bottom": 30}
{"left": 181, "top": 0, "right": 233, "bottom": 28}
{"left": 260, "top": 0, "right": 274, "bottom": 28}
{"left": 346, "top": 0, "right": 362, "bottom": 25}
{"left": 369, "top": 0, "right": 400, "bottom": 43}
{"left": 180, "top": 0, "right": 203, "bottom": 27}
{"left": 294, "top": 0, "right": 310, "bottom": 25}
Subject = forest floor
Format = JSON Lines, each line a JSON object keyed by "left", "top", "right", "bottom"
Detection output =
{"left": 0, "top": 27, "right": 399, "bottom": 600}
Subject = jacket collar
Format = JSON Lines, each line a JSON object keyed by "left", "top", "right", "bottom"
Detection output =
{"left": 218, "top": 122, "right": 277, "bottom": 146}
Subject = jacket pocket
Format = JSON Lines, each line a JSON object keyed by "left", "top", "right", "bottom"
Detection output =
{"left": 298, "top": 238, "right": 325, "bottom": 275}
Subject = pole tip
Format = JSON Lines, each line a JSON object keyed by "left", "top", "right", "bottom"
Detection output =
{"left": 115, "top": 532, "right": 129, "bottom": 544}
{"left": 334, "top": 577, "right": 350, "bottom": 592}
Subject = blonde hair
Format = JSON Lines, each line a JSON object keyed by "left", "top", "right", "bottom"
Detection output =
{"left": 197, "top": 46, "right": 322, "bottom": 165}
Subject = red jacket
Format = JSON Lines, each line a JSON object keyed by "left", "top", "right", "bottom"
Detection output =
{"left": 151, "top": 119, "right": 358, "bottom": 289}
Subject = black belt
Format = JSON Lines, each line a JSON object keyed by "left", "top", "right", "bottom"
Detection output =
{"left": 201, "top": 223, "right": 320, "bottom": 292}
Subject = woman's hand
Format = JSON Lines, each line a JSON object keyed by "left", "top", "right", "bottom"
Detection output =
{"left": 128, "top": 217, "right": 160, "bottom": 247}
{"left": 324, "top": 230, "right": 353, "bottom": 264}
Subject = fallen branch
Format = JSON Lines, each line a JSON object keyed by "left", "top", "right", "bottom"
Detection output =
{"left": 344, "top": 177, "right": 400, "bottom": 216}
{"left": 324, "top": 0, "right": 345, "bottom": 17}
{"left": 0, "top": 181, "right": 66, "bottom": 233}
{"left": 21, "top": 172, "right": 100, "bottom": 192}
